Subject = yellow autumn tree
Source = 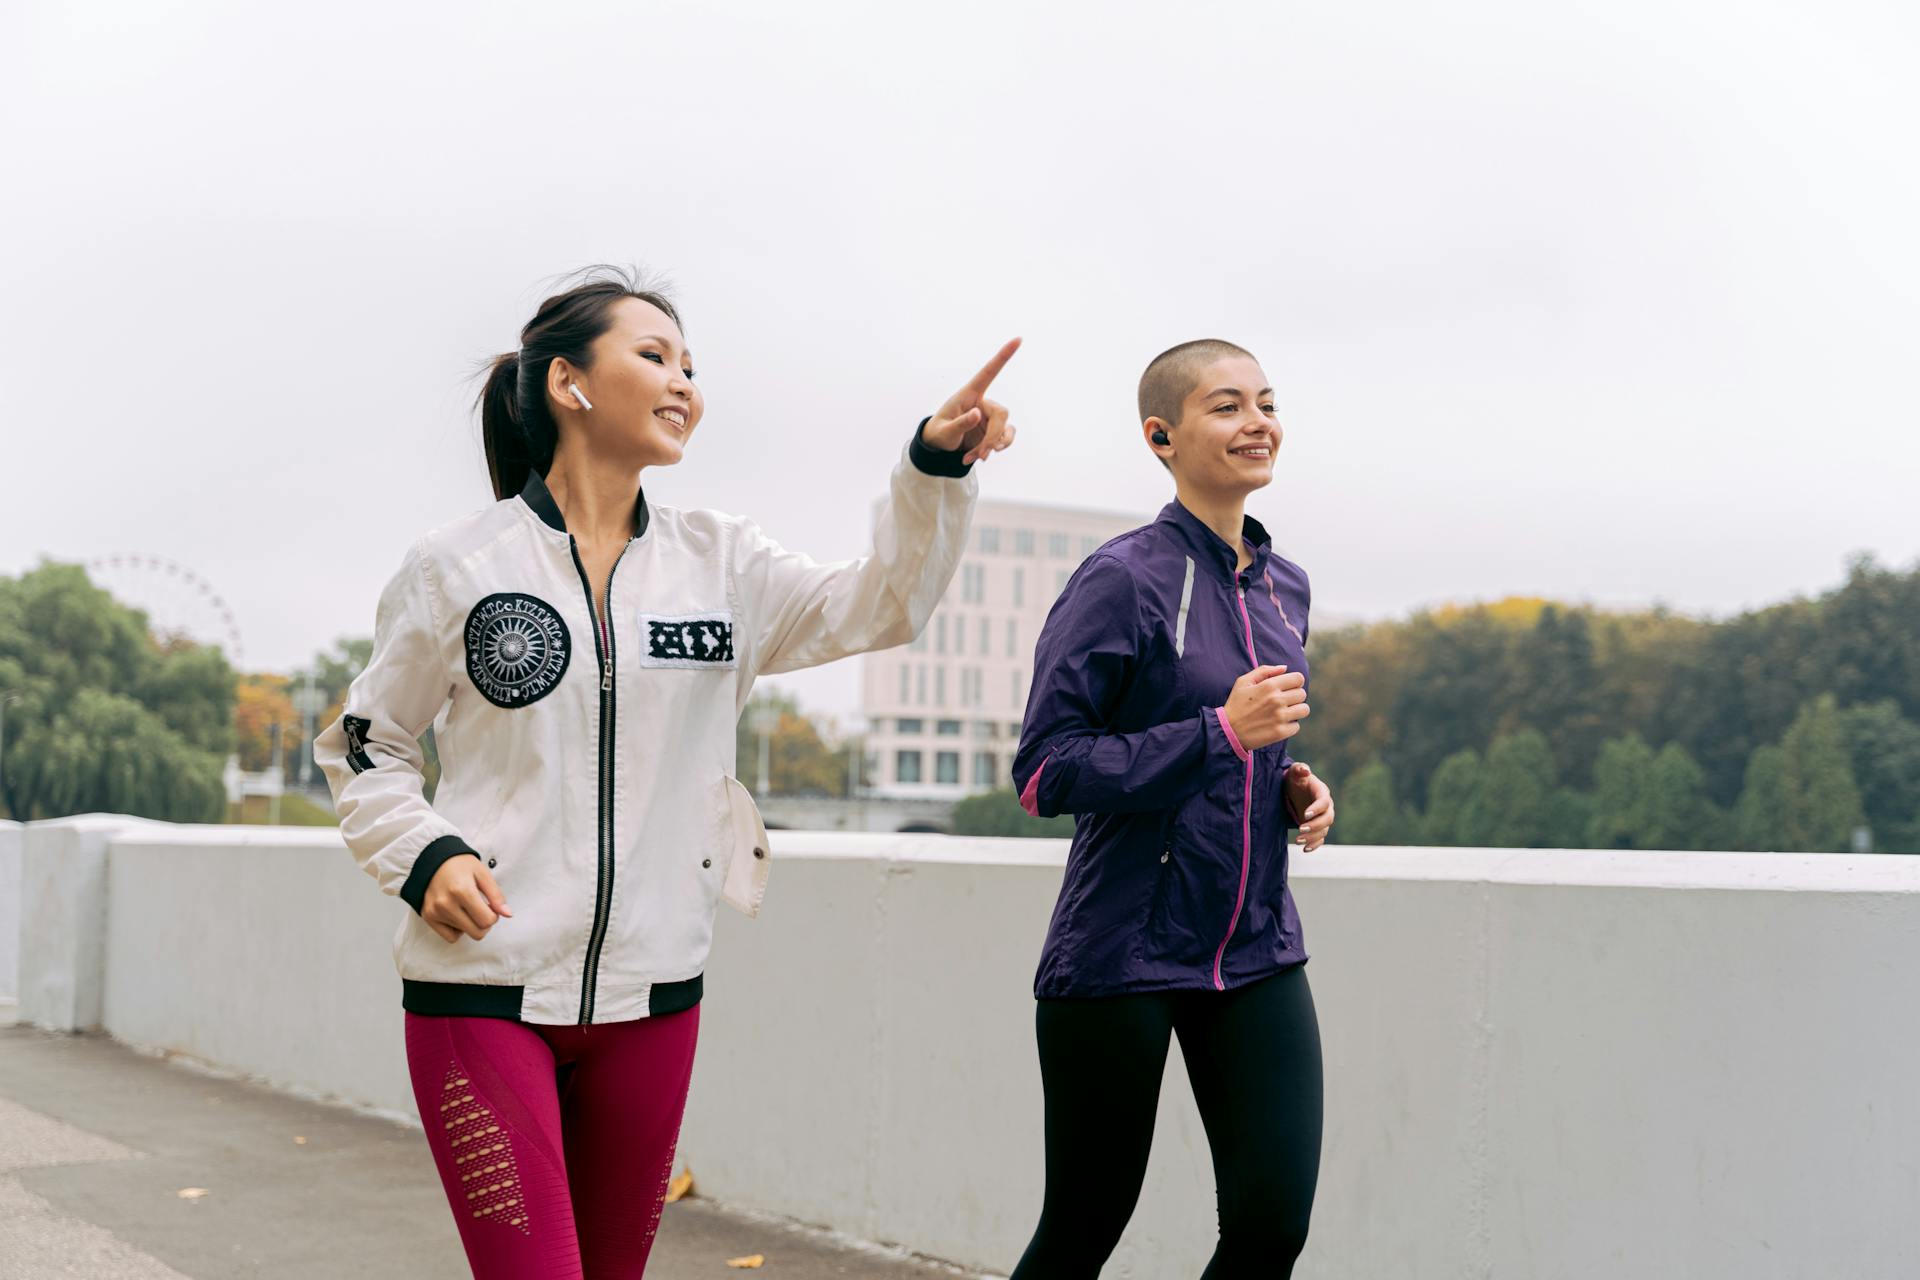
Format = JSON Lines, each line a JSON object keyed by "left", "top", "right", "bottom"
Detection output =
{"left": 234, "top": 674, "right": 297, "bottom": 772}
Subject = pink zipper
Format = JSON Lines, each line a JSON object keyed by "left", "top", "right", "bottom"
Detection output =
{"left": 1212, "top": 582, "right": 1258, "bottom": 991}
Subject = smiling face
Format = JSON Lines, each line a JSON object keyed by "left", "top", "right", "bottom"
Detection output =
{"left": 549, "top": 295, "right": 704, "bottom": 468}
{"left": 1149, "top": 353, "right": 1282, "bottom": 497}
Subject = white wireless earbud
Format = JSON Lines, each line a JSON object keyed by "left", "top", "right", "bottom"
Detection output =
{"left": 569, "top": 383, "right": 594, "bottom": 411}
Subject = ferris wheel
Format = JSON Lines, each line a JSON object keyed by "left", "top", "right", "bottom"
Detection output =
{"left": 86, "top": 554, "right": 245, "bottom": 669}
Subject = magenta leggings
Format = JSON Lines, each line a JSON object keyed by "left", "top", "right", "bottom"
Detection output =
{"left": 404, "top": 1006, "right": 700, "bottom": 1278}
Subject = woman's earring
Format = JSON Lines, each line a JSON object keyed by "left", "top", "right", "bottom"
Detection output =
{"left": 570, "top": 383, "right": 594, "bottom": 411}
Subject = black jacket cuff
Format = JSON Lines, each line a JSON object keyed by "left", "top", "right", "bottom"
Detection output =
{"left": 908, "top": 417, "right": 974, "bottom": 478}
{"left": 400, "top": 836, "right": 481, "bottom": 916}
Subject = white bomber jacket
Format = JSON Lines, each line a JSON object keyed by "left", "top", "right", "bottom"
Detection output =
{"left": 315, "top": 427, "right": 976, "bottom": 1025}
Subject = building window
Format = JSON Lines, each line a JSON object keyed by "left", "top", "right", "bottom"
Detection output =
{"left": 896, "top": 718, "right": 923, "bottom": 735}
{"left": 1013, "top": 569, "right": 1024, "bottom": 607}
{"left": 1011, "top": 668, "right": 1023, "bottom": 705}
{"left": 936, "top": 751, "right": 961, "bottom": 785}
{"left": 910, "top": 626, "right": 927, "bottom": 652}
{"left": 978, "top": 617, "right": 990, "bottom": 653}
{"left": 973, "top": 751, "right": 997, "bottom": 786}
{"left": 896, "top": 750, "right": 923, "bottom": 783}
{"left": 937, "top": 719, "right": 962, "bottom": 736}
{"left": 1006, "top": 618, "right": 1017, "bottom": 658}
{"left": 916, "top": 665, "right": 927, "bottom": 706}
{"left": 978, "top": 527, "right": 1000, "bottom": 554}
{"left": 955, "top": 615, "right": 965, "bottom": 655}
{"left": 973, "top": 719, "right": 998, "bottom": 739}
{"left": 1048, "top": 532, "right": 1069, "bottom": 558}
{"left": 935, "top": 666, "right": 947, "bottom": 707}
{"left": 1014, "top": 529, "right": 1035, "bottom": 556}
{"left": 1055, "top": 569, "right": 1070, "bottom": 597}
{"left": 1081, "top": 536, "right": 1098, "bottom": 557}
{"left": 898, "top": 665, "right": 909, "bottom": 703}
{"left": 936, "top": 614, "right": 947, "bottom": 655}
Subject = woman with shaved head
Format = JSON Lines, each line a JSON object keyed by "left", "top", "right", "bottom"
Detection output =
{"left": 1009, "top": 338, "right": 1333, "bottom": 1277}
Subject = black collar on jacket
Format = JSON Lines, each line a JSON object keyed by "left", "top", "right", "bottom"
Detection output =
{"left": 518, "top": 469, "right": 650, "bottom": 540}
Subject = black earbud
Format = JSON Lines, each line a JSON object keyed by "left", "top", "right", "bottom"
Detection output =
{"left": 1151, "top": 429, "right": 1170, "bottom": 447}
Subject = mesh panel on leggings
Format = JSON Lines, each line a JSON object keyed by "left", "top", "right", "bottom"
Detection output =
{"left": 440, "top": 1063, "right": 531, "bottom": 1234}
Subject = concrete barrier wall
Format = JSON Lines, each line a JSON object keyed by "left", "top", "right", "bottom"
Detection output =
{"left": 16, "top": 815, "right": 163, "bottom": 1030}
{"left": 17, "top": 817, "right": 1920, "bottom": 1278}
{"left": 100, "top": 824, "right": 416, "bottom": 1117}
{"left": 0, "top": 820, "right": 19, "bottom": 1000}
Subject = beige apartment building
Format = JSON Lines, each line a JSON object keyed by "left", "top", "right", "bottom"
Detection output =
{"left": 860, "top": 497, "right": 1140, "bottom": 800}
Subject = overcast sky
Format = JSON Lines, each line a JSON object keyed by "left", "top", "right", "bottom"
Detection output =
{"left": 5, "top": 0, "right": 1916, "bottom": 721}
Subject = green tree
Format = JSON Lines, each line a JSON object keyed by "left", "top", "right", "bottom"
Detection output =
{"left": 1546, "top": 787, "right": 1595, "bottom": 849}
{"left": 1421, "top": 749, "right": 1482, "bottom": 846}
{"left": 1582, "top": 737, "right": 1723, "bottom": 850}
{"left": 1502, "top": 606, "right": 1608, "bottom": 786}
{"left": 1460, "top": 730, "right": 1558, "bottom": 847}
{"left": 1643, "top": 743, "right": 1723, "bottom": 850}
{"left": 1775, "top": 695, "right": 1866, "bottom": 852}
{"left": 1385, "top": 613, "right": 1512, "bottom": 811}
{"left": 4, "top": 688, "right": 225, "bottom": 822}
{"left": 0, "top": 563, "right": 233, "bottom": 821}
{"left": 1587, "top": 734, "right": 1656, "bottom": 849}
{"left": 1838, "top": 700, "right": 1920, "bottom": 854}
{"left": 1735, "top": 698, "right": 1867, "bottom": 853}
{"left": 1661, "top": 597, "right": 1824, "bottom": 807}
{"left": 1734, "top": 743, "right": 1788, "bottom": 851}
{"left": 137, "top": 638, "right": 238, "bottom": 757}
{"left": 1821, "top": 555, "right": 1920, "bottom": 723}
{"left": 1333, "top": 758, "right": 1409, "bottom": 845}
{"left": 949, "top": 787, "right": 1075, "bottom": 838}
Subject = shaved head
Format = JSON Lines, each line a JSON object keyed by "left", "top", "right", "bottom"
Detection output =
{"left": 1138, "top": 338, "right": 1256, "bottom": 428}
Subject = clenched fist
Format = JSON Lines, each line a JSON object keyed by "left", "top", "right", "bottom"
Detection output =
{"left": 1223, "top": 665, "right": 1309, "bottom": 752}
{"left": 422, "top": 856, "right": 513, "bottom": 944}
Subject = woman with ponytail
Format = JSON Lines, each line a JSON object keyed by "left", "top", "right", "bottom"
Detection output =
{"left": 316, "top": 267, "right": 1019, "bottom": 1277}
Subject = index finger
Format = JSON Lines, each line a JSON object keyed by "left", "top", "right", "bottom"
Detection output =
{"left": 960, "top": 337, "right": 1022, "bottom": 398}
{"left": 475, "top": 866, "right": 513, "bottom": 917}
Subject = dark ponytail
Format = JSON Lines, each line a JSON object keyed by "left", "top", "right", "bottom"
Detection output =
{"left": 478, "top": 265, "right": 683, "bottom": 501}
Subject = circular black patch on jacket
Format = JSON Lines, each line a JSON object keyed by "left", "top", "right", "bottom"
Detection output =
{"left": 464, "top": 593, "right": 572, "bottom": 708}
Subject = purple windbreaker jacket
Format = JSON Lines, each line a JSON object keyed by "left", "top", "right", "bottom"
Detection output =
{"left": 1012, "top": 499, "right": 1311, "bottom": 998}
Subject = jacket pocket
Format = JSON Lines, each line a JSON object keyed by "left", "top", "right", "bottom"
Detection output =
{"left": 719, "top": 775, "right": 772, "bottom": 917}
{"left": 1140, "top": 809, "right": 1176, "bottom": 931}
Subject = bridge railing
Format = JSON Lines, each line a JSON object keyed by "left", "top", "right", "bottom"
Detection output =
{"left": 7, "top": 818, "right": 1918, "bottom": 1277}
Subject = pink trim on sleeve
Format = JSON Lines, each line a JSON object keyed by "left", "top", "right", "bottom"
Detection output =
{"left": 1214, "top": 707, "right": 1251, "bottom": 764}
{"left": 1018, "top": 754, "right": 1052, "bottom": 817}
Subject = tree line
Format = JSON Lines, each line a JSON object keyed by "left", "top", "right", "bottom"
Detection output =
{"left": 1307, "top": 555, "right": 1920, "bottom": 853}
{"left": 5, "top": 554, "right": 1915, "bottom": 853}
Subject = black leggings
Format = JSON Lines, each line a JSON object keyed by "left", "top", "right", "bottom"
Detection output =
{"left": 1010, "top": 965, "right": 1323, "bottom": 1279}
